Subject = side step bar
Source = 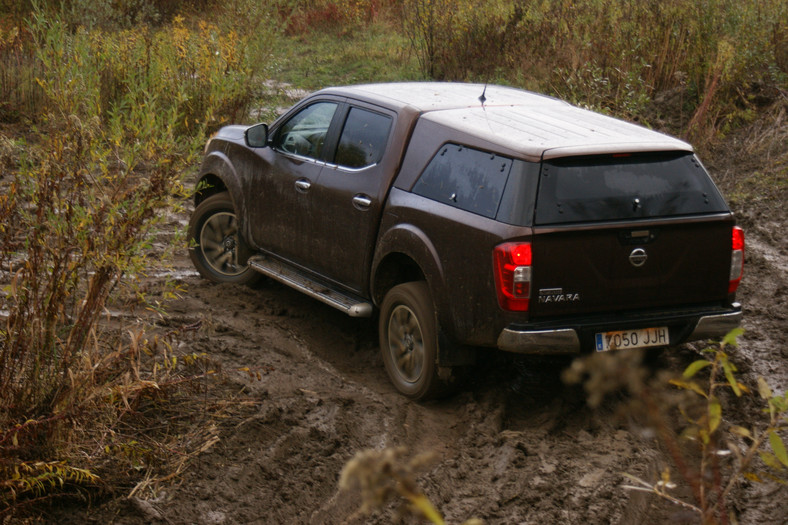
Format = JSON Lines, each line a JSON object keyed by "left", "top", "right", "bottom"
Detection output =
{"left": 248, "top": 256, "right": 373, "bottom": 318}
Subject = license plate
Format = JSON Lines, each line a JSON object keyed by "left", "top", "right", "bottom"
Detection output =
{"left": 595, "top": 326, "right": 669, "bottom": 352}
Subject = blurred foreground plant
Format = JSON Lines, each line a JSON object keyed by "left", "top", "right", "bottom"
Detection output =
{"left": 340, "top": 447, "right": 483, "bottom": 524}
{"left": 564, "top": 329, "right": 788, "bottom": 524}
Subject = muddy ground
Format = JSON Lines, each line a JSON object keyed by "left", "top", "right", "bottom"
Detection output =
{"left": 55, "top": 112, "right": 787, "bottom": 524}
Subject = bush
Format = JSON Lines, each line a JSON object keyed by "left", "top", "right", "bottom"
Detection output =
{"left": 400, "top": 0, "right": 512, "bottom": 80}
{"left": 0, "top": 24, "right": 43, "bottom": 122}
{"left": 401, "top": 0, "right": 788, "bottom": 135}
{"left": 0, "top": 4, "right": 272, "bottom": 512}
{"left": 274, "top": 0, "right": 383, "bottom": 35}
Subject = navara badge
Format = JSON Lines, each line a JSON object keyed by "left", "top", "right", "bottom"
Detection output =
{"left": 629, "top": 248, "right": 648, "bottom": 267}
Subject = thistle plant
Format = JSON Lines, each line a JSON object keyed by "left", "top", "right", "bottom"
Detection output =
{"left": 340, "top": 447, "right": 484, "bottom": 525}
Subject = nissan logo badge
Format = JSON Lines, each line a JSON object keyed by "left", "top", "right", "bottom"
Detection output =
{"left": 629, "top": 248, "right": 648, "bottom": 267}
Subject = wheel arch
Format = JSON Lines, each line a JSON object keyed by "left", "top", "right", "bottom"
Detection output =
{"left": 195, "top": 173, "right": 227, "bottom": 205}
{"left": 372, "top": 252, "right": 425, "bottom": 305}
{"left": 194, "top": 152, "right": 242, "bottom": 210}
{"left": 372, "top": 224, "right": 476, "bottom": 368}
{"left": 371, "top": 224, "right": 446, "bottom": 319}
{"left": 194, "top": 151, "right": 251, "bottom": 243}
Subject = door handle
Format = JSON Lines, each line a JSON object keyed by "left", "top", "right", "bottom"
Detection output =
{"left": 352, "top": 195, "right": 372, "bottom": 210}
{"left": 295, "top": 179, "right": 311, "bottom": 192}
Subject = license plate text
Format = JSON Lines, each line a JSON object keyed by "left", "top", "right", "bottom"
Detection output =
{"left": 595, "top": 326, "right": 669, "bottom": 352}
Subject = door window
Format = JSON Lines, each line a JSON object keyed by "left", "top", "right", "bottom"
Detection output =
{"left": 335, "top": 107, "right": 392, "bottom": 169}
{"left": 273, "top": 102, "right": 338, "bottom": 159}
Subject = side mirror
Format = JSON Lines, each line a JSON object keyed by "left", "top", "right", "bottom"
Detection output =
{"left": 245, "top": 123, "right": 269, "bottom": 148}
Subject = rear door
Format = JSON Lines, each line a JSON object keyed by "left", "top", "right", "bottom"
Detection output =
{"left": 528, "top": 152, "right": 733, "bottom": 318}
{"left": 305, "top": 103, "right": 395, "bottom": 293}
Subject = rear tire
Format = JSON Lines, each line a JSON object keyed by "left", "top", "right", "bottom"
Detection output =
{"left": 188, "top": 192, "right": 260, "bottom": 285}
{"left": 379, "top": 281, "right": 460, "bottom": 400}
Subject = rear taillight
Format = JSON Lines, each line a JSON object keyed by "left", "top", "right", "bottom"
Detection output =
{"left": 493, "top": 242, "right": 532, "bottom": 311}
{"left": 729, "top": 226, "right": 744, "bottom": 293}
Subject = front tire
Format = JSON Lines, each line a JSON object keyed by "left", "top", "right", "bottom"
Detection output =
{"left": 379, "top": 281, "right": 459, "bottom": 400}
{"left": 188, "top": 192, "right": 259, "bottom": 285}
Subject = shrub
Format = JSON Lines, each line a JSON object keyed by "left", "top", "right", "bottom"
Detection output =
{"left": 0, "top": 23, "right": 44, "bottom": 122}
{"left": 0, "top": 3, "right": 272, "bottom": 512}
{"left": 274, "top": 0, "right": 382, "bottom": 35}
{"left": 401, "top": 0, "right": 788, "bottom": 135}
{"left": 400, "top": 0, "right": 512, "bottom": 80}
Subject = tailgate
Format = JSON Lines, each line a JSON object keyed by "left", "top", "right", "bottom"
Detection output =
{"left": 529, "top": 218, "right": 733, "bottom": 318}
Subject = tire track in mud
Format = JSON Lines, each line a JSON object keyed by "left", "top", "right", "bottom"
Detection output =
{"left": 156, "top": 276, "right": 479, "bottom": 523}
{"left": 145, "top": 273, "right": 660, "bottom": 524}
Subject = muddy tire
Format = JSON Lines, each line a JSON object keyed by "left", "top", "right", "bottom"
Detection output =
{"left": 379, "top": 281, "right": 459, "bottom": 400}
{"left": 188, "top": 192, "right": 260, "bottom": 285}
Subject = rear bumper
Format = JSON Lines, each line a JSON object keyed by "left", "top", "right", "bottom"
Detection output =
{"left": 497, "top": 303, "right": 742, "bottom": 354}
{"left": 686, "top": 307, "right": 743, "bottom": 341}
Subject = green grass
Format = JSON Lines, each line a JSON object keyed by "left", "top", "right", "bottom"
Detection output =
{"left": 270, "top": 21, "right": 422, "bottom": 90}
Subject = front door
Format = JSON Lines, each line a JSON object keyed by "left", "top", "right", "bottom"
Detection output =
{"left": 248, "top": 100, "right": 339, "bottom": 264}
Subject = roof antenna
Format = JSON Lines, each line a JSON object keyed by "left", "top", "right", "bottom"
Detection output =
{"left": 478, "top": 83, "right": 487, "bottom": 105}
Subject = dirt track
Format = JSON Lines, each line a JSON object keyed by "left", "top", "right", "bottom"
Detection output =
{"left": 63, "top": 126, "right": 787, "bottom": 524}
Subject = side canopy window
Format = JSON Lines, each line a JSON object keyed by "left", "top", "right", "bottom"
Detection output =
{"left": 335, "top": 107, "right": 392, "bottom": 169}
{"left": 534, "top": 152, "right": 729, "bottom": 225}
{"left": 412, "top": 144, "right": 512, "bottom": 219}
{"left": 273, "top": 102, "right": 338, "bottom": 159}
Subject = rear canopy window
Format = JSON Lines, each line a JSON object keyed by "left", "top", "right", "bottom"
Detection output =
{"left": 534, "top": 152, "right": 729, "bottom": 225}
{"left": 413, "top": 144, "right": 512, "bottom": 219}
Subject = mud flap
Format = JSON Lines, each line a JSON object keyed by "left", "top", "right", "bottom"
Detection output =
{"left": 438, "top": 331, "right": 476, "bottom": 367}
{"left": 236, "top": 233, "right": 255, "bottom": 268}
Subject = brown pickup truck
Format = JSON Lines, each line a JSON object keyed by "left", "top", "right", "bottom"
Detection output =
{"left": 188, "top": 82, "right": 744, "bottom": 399}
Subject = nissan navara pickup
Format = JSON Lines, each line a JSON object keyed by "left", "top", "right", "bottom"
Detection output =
{"left": 188, "top": 82, "right": 744, "bottom": 400}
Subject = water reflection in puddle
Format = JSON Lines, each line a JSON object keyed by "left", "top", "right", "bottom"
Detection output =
{"left": 147, "top": 269, "right": 200, "bottom": 279}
